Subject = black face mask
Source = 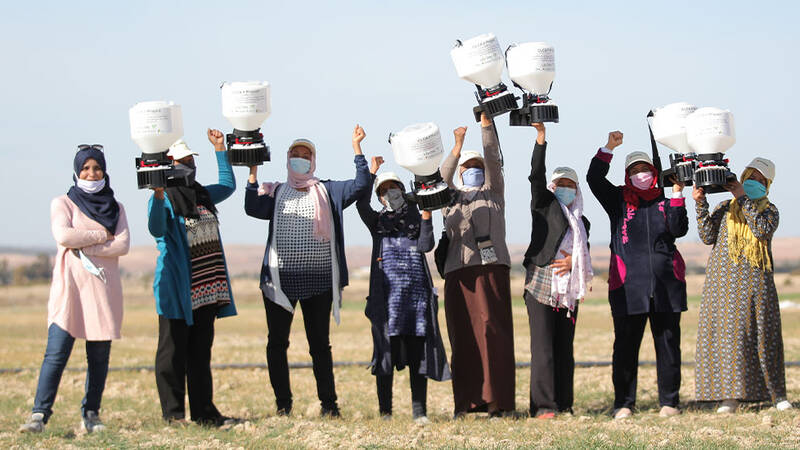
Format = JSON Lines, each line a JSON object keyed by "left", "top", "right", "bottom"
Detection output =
{"left": 174, "top": 161, "right": 197, "bottom": 184}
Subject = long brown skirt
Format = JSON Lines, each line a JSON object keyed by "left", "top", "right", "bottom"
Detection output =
{"left": 445, "top": 264, "right": 515, "bottom": 414}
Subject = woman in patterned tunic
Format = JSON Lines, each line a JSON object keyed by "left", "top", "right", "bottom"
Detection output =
{"left": 693, "top": 157, "right": 792, "bottom": 413}
{"left": 245, "top": 125, "right": 371, "bottom": 417}
{"left": 147, "top": 131, "right": 238, "bottom": 426}
{"left": 356, "top": 154, "right": 450, "bottom": 424}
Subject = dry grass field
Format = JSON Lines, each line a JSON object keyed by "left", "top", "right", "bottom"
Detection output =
{"left": 1, "top": 276, "right": 800, "bottom": 448}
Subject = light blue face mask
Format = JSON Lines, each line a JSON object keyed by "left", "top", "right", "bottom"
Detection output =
{"left": 289, "top": 157, "right": 311, "bottom": 174}
{"left": 78, "top": 250, "right": 107, "bottom": 284}
{"left": 461, "top": 168, "right": 485, "bottom": 187}
{"left": 742, "top": 179, "right": 767, "bottom": 200}
{"left": 554, "top": 186, "right": 577, "bottom": 205}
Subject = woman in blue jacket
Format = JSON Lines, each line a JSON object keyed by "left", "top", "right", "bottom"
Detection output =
{"left": 356, "top": 152, "right": 450, "bottom": 424}
{"left": 147, "top": 130, "right": 237, "bottom": 426}
{"left": 244, "top": 125, "right": 371, "bottom": 417}
{"left": 586, "top": 131, "right": 688, "bottom": 419}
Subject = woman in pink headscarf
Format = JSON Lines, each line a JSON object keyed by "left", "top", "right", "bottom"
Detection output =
{"left": 244, "top": 126, "right": 371, "bottom": 417}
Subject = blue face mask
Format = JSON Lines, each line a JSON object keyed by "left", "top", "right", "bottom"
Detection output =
{"left": 742, "top": 179, "right": 767, "bottom": 199}
{"left": 461, "top": 168, "right": 485, "bottom": 187}
{"left": 289, "top": 157, "right": 311, "bottom": 175}
{"left": 554, "top": 186, "right": 577, "bottom": 205}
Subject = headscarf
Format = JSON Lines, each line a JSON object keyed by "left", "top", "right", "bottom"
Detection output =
{"left": 726, "top": 167, "right": 773, "bottom": 271}
{"left": 164, "top": 160, "right": 217, "bottom": 219}
{"left": 547, "top": 178, "right": 592, "bottom": 312}
{"left": 66, "top": 147, "right": 120, "bottom": 234}
{"left": 621, "top": 163, "right": 661, "bottom": 208}
{"left": 257, "top": 146, "right": 332, "bottom": 242}
{"left": 376, "top": 203, "right": 421, "bottom": 240}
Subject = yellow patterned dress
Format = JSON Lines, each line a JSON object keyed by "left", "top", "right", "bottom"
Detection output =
{"left": 694, "top": 196, "right": 786, "bottom": 402}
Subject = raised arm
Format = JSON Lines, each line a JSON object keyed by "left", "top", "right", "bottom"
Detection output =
{"left": 82, "top": 203, "right": 131, "bottom": 257}
{"left": 417, "top": 209, "right": 435, "bottom": 253}
{"left": 51, "top": 197, "right": 109, "bottom": 249}
{"left": 694, "top": 187, "right": 727, "bottom": 245}
{"left": 147, "top": 191, "right": 169, "bottom": 238}
{"left": 316, "top": 125, "right": 372, "bottom": 208}
{"left": 587, "top": 131, "right": 624, "bottom": 217}
{"left": 203, "top": 129, "right": 236, "bottom": 203}
{"left": 441, "top": 126, "right": 466, "bottom": 189}
{"left": 480, "top": 114, "right": 503, "bottom": 193}
{"left": 356, "top": 156, "right": 382, "bottom": 231}
{"left": 529, "top": 122, "right": 549, "bottom": 208}
{"left": 244, "top": 166, "right": 276, "bottom": 220}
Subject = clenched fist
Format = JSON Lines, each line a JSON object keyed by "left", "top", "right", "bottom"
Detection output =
{"left": 207, "top": 129, "right": 226, "bottom": 151}
{"left": 606, "top": 131, "right": 623, "bottom": 151}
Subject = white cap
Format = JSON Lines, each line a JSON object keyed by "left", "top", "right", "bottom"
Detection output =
{"left": 167, "top": 139, "right": 199, "bottom": 160}
{"left": 551, "top": 166, "right": 579, "bottom": 184}
{"left": 745, "top": 157, "right": 775, "bottom": 181}
{"left": 458, "top": 150, "right": 484, "bottom": 167}
{"left": 289, "top": 138, "right": 316, "bottom": 155}
{"left": 625, "top": 151, "right": 653, "bottom": 170}
{"left": 373, "top": 171, "right": 405, "bottom": 195}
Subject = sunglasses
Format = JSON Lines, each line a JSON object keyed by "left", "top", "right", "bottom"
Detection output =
{"left": 77, "top": 144, "right": 104, "bottom": 151}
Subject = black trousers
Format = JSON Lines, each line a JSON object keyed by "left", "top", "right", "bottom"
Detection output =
{"left": 155, "top": 304, "right": 221, "bottom": 421}
{"left": 376, "top": 336, "right": 427, "bottom": 418}
{"left": 525, "top": 295, "right": 578, "bottom": 415}
{"left": 264, "top": 290, "right": 337, "bottom": 411}
{"left": 612, "top": 312, "right": 681, "bottom": 409}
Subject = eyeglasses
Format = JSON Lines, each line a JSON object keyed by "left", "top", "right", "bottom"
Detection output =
{"left": 77, "top": 144, "right": 104, "bottom": 151}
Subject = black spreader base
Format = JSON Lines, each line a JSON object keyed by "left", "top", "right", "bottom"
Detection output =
{"left": 229, "top": 146, "right": 270, "bottom": 166}
{"left": 509, "top": 104, "right": 559, "bottom": 126}
{"left": 135, "top": 152, "right": 190, "bottom": 189}
{"left": 414, "top": 188, "right": 452, "bottom": 211}
{"left": 695, "top": 168, "right": 735, "bottom": 194}
{"left": 472, "top": 94, "right": 519, "bottom": 122}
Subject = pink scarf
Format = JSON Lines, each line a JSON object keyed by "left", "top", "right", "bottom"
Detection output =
{"left": 257, "top": 150, "right": 332, "bottom": 242}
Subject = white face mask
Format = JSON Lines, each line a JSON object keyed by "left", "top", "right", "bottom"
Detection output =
{"left": 76, "top": 178, "right": 106, "bottom": 194}
{"left": 382, "top": 188, "right": 406, "bottom": 212}
{"left": 78, "top": 250, "right": 107, "bottom": 284}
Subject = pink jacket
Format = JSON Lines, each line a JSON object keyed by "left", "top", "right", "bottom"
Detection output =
{"left": 48, "top": 195, "right": 130, "bottom": 340}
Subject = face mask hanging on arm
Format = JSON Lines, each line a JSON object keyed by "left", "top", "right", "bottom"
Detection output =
{"left": 77, "top": 250, "right": 107, "bottom": 284}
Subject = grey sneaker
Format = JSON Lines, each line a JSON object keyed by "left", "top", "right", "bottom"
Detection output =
{"left": 19, "top": 413, "right": 45, "bottom": 433}
{"left": 81, "top": 411, "right": 106, "bottom": 433}
{"left": 414, "top": 415, "right": 430, "bottom": 426}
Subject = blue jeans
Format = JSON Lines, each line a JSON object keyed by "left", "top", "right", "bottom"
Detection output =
{"left": 32, "top": 323, "right": 111, "bottom": 423}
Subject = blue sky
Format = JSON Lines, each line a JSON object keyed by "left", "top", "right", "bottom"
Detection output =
{"left": 1, "top": 1, "right": 798, "bottom": 249}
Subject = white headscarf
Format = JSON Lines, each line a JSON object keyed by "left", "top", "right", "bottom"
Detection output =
{"left": 547, "top": 179, "right": 593, "bottom": 312}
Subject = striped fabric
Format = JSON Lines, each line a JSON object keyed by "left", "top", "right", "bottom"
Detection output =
{"left": 185, "top": 205, "right": 231, "bottom": 310}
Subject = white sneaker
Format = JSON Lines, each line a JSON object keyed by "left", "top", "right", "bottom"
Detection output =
{"left": 776, "top": 400, "right": 793, "bottom": 411}
{"left": 414, "top": 415, "right": 430, "bottom": 426}
{"left": 659, "top": 405, "right": 681, "bottom": 417}
{"left": 716, "top": 399, "right": 738, "bottom": 414}
{"left": 81, "top": 411, "right": 106, "bottom": 433}
{"left": 613, "top": 407, "right": 632, "bottom": 419}
{"left": 19, "top": 413, "right": 45, "bottom": 433}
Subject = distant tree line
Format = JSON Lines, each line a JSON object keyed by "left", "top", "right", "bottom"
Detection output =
{"left": 0, "top": 254, "right": 52, "bottom": 285}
